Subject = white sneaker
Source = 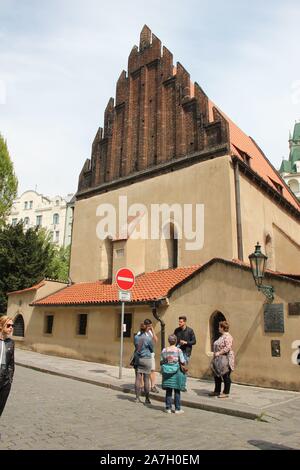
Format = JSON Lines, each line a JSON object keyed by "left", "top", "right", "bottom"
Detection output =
{"left": 175, "top": 409, "right": 184, "bottom": 414}
{"left": 164, "top": 409, "right": 172, "bottom": 414}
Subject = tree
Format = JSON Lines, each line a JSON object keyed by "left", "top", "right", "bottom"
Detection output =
{"left": 0, "top": 222, "right": 69, "bottom": 313}
{"left": 0, "top": 134, "right": 18, "bottom": 227}
{"left": 48, "top": 245, "right": 71, "bottom": 282}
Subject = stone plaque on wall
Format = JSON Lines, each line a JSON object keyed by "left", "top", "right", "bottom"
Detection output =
{"left": 288, "top": 303, "right": 300, "bottom": 316}
{"left": 271, "top": 340, "right": 280, "bottom": 357}
{"left": 264, "top": 303, "right": 284, "bottom": 333}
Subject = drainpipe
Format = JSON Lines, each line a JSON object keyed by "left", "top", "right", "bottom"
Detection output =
{"left": 151, "top": 301, "right": 165, "bottom": 350}
{"left": 234, "top": 159, "right": 244, "bottom": 261}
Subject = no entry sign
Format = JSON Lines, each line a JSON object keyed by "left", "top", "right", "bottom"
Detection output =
{"left": 116, "top": 268, "right": 135, "bottom": 291}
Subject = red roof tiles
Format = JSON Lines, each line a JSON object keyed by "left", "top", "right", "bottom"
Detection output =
{"left": 32, "top": 265, "right": 201, "bottom": 306}
{"left": 7, "top": 281, "right": 46, "bottom": 296}
{"left": 208, "top": 100, "right": 300, "bottom": 211}
{"left": 27, "top": 259, "right": 300, "bottom": 307}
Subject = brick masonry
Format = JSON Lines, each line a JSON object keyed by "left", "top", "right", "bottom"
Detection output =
{"left": 78, "top": 25, "right": 229, "bottom": 194}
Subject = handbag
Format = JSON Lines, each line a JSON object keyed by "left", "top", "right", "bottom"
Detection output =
{"left": 211, "top": 354, "right": 229, "bottom": 377}
{"left": 129, "top": 351, "right": 139, "bottom": 367}
{"left": 129, "top": 353, "right": 135, "bottom": 367}
{"left": 179, "top": 363, "right": 188, "bottom": 374}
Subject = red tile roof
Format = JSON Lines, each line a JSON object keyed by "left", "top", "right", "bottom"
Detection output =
{"left": 30, "top": 259, "right": 300, "bottom": 307}
{"left": 7, "top": 281, "right": 46, "bottom": 296}
{"left": 32, "top": 265, "right": 201, "bottom": 306}
{"left": 208, "top": 100, "right": 300, "bottom": 212}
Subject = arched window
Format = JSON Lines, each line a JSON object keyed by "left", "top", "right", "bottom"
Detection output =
{"left": 265, "top": 233, "right": 274, "bottom": 270}
{"left": 53, "top": 213, "right": 59, "bottom": 225}
{"left": 13, "top": 314, "right": 25, "bottom": 337}
{"left": 99, "top": 237, "right": 113, "bottom": 282}
{"left": 210, "top": 311, "right": 226, "bottom": 351}
{"left": 161, "top": 222, "right": 179, "bottom": 269}
{"left": 24, "top": 217, "right": 30, "bottom": 226}
{"left": 288, "top": 179, "right": 299, "bottom": 194}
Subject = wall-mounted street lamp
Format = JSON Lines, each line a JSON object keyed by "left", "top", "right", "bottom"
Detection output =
{"left": 249, "top": 242, "right": 274, "bottom": 303}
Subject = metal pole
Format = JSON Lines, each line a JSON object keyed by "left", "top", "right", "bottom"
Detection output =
{"left": 119, "top": 301, "right": 125, "bottom": 379}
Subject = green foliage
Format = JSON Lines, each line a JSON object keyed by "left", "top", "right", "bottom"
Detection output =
{"left": 0, "top": 134, "right": 18, "bottom": 227}
{"left": 0, "top": 222, "right": 70, "bottom": 313}
{"left": 48, "top": 244, "right": 71, "bottom": 283}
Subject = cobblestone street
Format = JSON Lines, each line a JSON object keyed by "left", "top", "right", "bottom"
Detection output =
{"left": 0, "top": 366, "right": 300, "bottom": 450}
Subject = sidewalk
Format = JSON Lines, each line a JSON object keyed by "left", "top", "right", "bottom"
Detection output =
{"left": 15, "top": 349, "right": 300, "bottom": 421}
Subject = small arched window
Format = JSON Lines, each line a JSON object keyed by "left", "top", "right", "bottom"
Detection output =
{"left": 288, "top": 179, "right": 299, "bottom": 194}
{"left": 13, "top": 314, "right": 25, "bottom": 337}
{"left": 53, "top": 213, "right": 59, "bottom": 225}
{"left": 161, "top": 222, "right": 179, "bottom": 269}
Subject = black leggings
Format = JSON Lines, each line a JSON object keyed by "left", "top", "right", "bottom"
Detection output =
{"left": 0, "top": 381, "right": 11, "bottom": 416}
{"left": 214, "top": 370, "right": 232, "bottom": 395}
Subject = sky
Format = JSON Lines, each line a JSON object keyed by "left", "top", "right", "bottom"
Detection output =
{"left": 1, "top": 0, "right": 300, "bottom": 197}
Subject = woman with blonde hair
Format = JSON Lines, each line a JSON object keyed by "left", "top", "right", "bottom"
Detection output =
{"left": 0, "top": 315, "right": 15, "bottom": 416}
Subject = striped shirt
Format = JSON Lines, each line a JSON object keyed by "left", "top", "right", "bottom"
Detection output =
{"left": 161, "top": 346, "right": 185, "bottom": 364}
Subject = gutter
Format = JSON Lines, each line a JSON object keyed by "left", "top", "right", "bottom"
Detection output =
{"left": 233, "top": 159, "right": 244, "bottom": 261}
{"left": 151, "top": 300, "right": 166, "bottom": 350}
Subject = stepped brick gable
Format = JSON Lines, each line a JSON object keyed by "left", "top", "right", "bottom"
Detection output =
{"left": 78, "top": 25, "right": 229, "bottom": 193}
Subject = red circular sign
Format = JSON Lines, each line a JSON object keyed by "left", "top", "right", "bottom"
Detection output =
{"left": 116, "top": 268, "right": 135, "bottom": 291}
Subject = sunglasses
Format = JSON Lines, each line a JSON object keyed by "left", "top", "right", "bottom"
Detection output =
{"left": 6, "top": 324, "right": 14, "bottom": 328}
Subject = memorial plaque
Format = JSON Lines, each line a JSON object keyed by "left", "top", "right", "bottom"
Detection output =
{"left": 264, "top": 303, "right": 284, "bottom": 333}
{"left": 271, "top": 340, "right": 280, "bottom": 357}
{"left": 288, "top": 303, "right": 300, "bottom": 316}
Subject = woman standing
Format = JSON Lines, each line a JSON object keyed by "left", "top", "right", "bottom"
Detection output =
{"left": 0, "top": 316, "right": 15, "bottom": 416}
{"left": 209, "top": 320, "right": 234, "bottom": 398}
{"left": 134, "top": 323, "right": 153, "bottom": 405}
{"left": 160, "top": 334, "right": 186, "bottom": 414}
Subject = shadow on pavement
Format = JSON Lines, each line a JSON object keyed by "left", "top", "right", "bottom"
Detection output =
{"left": 192, "top": 388, "right": 211, "bottom": 396}
{"left": 248, "top": 440, "right": 297, "bottom": 450}
{"left": 116, "top": 394, "right": 163, "bottom": 411}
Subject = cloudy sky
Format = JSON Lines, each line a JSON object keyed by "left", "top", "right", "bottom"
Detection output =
{"left": 1, "top": 0, "right": 300, "bottom": 197}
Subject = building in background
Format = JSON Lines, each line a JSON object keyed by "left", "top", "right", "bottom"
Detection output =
{"left": 8, "top": 190, "right": 74, "bottom": 246}
{"left": 7, "top": 26, "right": 300, "bottom": 391}
{"left": 280, "top": 121, "right": 300, "bottom": 199}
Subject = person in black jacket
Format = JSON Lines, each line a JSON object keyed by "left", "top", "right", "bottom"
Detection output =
{"left": 0, "top": 316, "right": 15, "bottom": 417}
{"left": 174, "top": 316, "right": 196, "bottom": 365}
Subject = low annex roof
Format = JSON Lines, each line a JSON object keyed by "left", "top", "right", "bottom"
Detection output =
{"left": 30, "top": 259, "right": 300, "bottom": 307}
{"left": 31, "top": 265, "right": 201, "bottom": 306}
{"left": 7, "top": 281, "right": 46, "bottom": 296}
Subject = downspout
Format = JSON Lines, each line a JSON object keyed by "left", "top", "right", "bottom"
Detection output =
{"left": 234, "top": 159, "right": 244, "bottom": 261}
{"left": 151, "top": 301, "right": 165, "bottom": 350}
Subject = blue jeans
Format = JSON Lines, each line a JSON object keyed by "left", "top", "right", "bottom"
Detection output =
{"left": 165, "top": 388, "right": 181, "bottom": 411}
{"left": 182, "top": 353, "right": 190, "bottom": 364}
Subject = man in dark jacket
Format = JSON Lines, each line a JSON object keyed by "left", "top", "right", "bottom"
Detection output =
{"left": 174, "top": 315, "right": 196, "bottom": 365}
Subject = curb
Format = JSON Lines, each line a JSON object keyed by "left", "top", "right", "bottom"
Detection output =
{"left": 16, "top": 361, "right": 261, "bottom": 421}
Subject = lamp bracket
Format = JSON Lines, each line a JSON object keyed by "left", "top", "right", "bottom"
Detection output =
{"left": 258, "top": 284, "right": 274, "bottom": 303}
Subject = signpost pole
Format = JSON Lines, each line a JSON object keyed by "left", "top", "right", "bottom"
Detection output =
{"left": 116, "top": 268, "right": 135, "bottom": 381}
{"left": 119, "top": 300, "right": 125, "bottom": 379}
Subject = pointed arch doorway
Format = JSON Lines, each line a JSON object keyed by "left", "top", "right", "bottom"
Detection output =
{"left": 210, "top": 311, "right": 226, "bottom": 350}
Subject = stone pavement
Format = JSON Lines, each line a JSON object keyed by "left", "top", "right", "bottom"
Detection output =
{"left": 3, "top": 366, "right": 300, "bottom": 450}
{"left": 15, "top": 349, "right": 300, "bottom": 422}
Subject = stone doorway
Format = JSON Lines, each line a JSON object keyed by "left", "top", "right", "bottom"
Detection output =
{"left": 210, "top": 311, "right": 226, "bottom": 350}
